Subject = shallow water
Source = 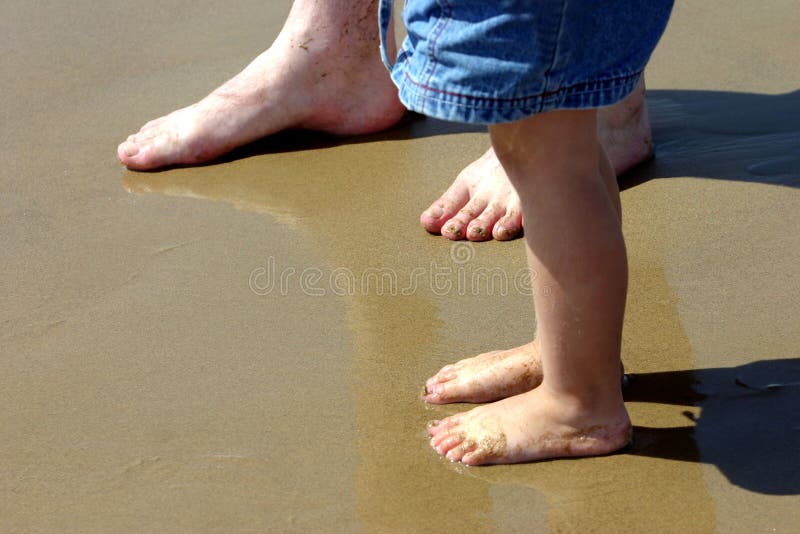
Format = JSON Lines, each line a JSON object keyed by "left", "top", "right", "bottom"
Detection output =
{"left": 2, "top": 0, "right": 799, "bottom": 531}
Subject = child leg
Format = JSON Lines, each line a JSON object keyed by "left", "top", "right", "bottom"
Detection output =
{"left": 421, "top": 144, "right": 621, "bottom": 406}
{"left": 428, "top": 109, "right": 631, "bottom": 465}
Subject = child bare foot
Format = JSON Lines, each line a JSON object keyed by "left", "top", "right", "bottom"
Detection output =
{"left": 427, "top": 386, "right": 632, "bottom": 466}
{"left": 419, "top": 80, "right": 652, "bottom": 241}
{"left": 423, "top": 341, "right": 542, "bottom": 404}
{"left": 426, "top": 107, "right": 635, "bottom": 466}
{"left": 118, "top": 0, "right": 405, "bottom": 170}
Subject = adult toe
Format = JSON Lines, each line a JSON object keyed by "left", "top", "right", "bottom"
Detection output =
{"left": 492, "top": 208, "right": 523, "bottom": 241}
{"left": 420, "top": 183, "right": 470, "bottom": 234}
{"left": 118, "top": 136, "right": 174, "bottom": 170}
{"left": 117, "top": 140, "right": 140, "bottom": 163}
{"left": 467, "top": 202, "right": 506, "bottom": 241}
{"left": 441, "top": 197, "right": 488, "bottom": 240}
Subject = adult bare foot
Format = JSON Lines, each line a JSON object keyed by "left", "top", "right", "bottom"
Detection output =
{"left": 427, "top": 386, "right": 632, "bottom": 466}
{"left": 423, "top": 341, "right": 542, "bottom": 404}
{"left": 420, "top": 80, "right": 653, "bottom": 241}
{"left": 118, "top": 0, "right": 406, "bottom": 170}
{"left": 421, "top": 149, "right": 524, "bottom": 241}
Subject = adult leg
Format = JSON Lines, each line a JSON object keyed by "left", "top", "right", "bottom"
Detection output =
{"left": 118, "top": 0, "right": 406, "bottom": 170}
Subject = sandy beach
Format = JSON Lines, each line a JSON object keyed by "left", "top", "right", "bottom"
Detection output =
{"left": 2, "top": 0, "right": 799, "bottom": 531}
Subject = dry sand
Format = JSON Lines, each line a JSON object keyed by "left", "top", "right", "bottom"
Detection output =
{"left": 2, "top": 0, "right": 799, "bottom": 531}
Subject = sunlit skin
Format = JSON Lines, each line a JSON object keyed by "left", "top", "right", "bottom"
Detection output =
{"left": 117, "top": 0, "right": 652, "bottom": 243}
{"left": 426, "top": 109, "right": 632, "bottom": 465}
{"left": 423, "top": 340, "right": 543, "bottom": 405}
{"left": 420, "top": 81, "right": 652, "bottom": 242}
{"left": 117, "top": 0, "right": 640, "bottom": 466}
{"left": 117, "top": 0, "right": 405, "bottom": 170}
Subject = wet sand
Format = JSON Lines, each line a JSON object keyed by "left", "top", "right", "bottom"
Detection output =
{"left": 2, "top": 0, "right": 799, "bottom": 531}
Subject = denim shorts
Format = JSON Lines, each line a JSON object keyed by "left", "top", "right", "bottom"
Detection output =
{"left": 379, "top": 0, "right": 673, "bottom": 124}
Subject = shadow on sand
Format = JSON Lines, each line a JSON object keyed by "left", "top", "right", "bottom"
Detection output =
{"left": 182, "top": 88, "right": 800, "bottom": 190}
{"left": 122, "top": 89, "right": 800, "bottom": 499}
{"left": 624, "top": 358, "right": 800, "bottom": 496}
{"left": 621, "top": 88, "right": 800, "bottom": 189}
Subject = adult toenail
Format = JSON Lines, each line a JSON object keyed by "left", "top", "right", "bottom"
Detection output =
{"left": 471, "top": 227, "right": 486, "bottom": 237}
{"left": 446, "top": 225, "right": 462, "bottom": 237}
{"left": 497, "top": 226, "right": 516, "bottom": 239}
{"left": 427, "top": 207, "right": 443, "bottom": 218}
{"left": 124, "top": 143, "right": 139, "bottom": 157}
{"left": 427, "top": 420, "right": 440, "bottom": 429}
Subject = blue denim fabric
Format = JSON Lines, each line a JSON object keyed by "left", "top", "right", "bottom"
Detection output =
{"left": 379, "top": 0, "right": 673, "bottom": 124}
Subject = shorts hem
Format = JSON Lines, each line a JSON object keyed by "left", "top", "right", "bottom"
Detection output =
{"left": 391, "top": 69, "right": 644, "bottom": 125}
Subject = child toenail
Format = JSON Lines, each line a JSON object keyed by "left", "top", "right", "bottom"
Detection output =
{"left": 423, "top": 384, "right": 441, "bottom": 398}
{"left": 427, "top": 420, "right": 440, "bottom": 428}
